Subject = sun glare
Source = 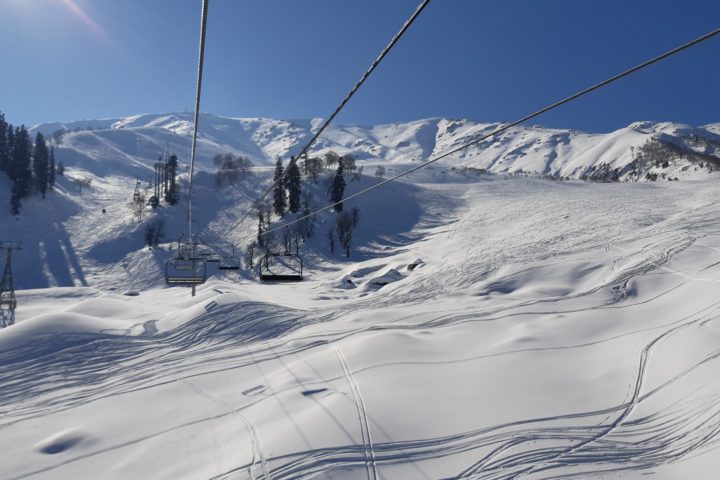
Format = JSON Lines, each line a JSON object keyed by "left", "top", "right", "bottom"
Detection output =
{"left": 2, "top": 0, "right": 106, "bottom": 40}
{"left": 58, "top": 0, "right": 106, "bottom": 38}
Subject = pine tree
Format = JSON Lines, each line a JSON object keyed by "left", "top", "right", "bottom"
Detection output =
{"left": 5, "top": 125, "right": 14, "bottom": 176}
{"left": 164, "top": 154, "right": 179, "bottom": 205}
{"left": 10, "top": 126, "right": 33, "bottom": 204}
{"left": 286, "top": 158, "right": 301, "bottom": 214}
{"left": 329, "top": 159, "right": 346, "bottom": 212}
{"left": 48, "top": 146, "right": 56, "bottom": 189}
{"left": 33, "top": 132, "right": 49, "bottom": 197}
{"left": 10, "top": 183, "right": 21, "bottom": 215}
{"left": 272, "top": 157, "right": 286, "bottom": 217}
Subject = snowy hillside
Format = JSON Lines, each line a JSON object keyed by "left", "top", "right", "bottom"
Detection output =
{"left": 1, "top": 113, "right": 720, "bottom": 479}
{"left": 3, "top": 176, "right": 720, "bottom": 479}
{"left": 33, "top": 113, "right": 720, "bottom": 181}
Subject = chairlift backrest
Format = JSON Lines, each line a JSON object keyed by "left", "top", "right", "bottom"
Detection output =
{"left": 166, "top": 257, "right": 207, "bottom": 285}
{"left": 166, "top": 241, "right": 207, "bottom": 285}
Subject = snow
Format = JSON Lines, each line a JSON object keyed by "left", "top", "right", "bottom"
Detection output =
{"left": 1, "top": 114, "right": 720, "bottom": 478}
{"left": 31, "top": 113, "right": 720, "bottom": 182}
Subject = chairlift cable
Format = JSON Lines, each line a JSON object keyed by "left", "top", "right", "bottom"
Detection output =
{"left": 229, "top": 0, "right": 432, "bottom": 231}
{"left": 260, "top": 26, "right": 720, "bottom": 237}
{"left": 164, "top": 0, "right": 209, "bottom": 293}
{"left": 289, "top": 0, "right": 431, "bottom": 165}
{"left": 187, "top": 0, "right": 209, "bottom": 242}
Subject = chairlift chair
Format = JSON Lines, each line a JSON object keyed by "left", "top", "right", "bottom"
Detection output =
{"left": 259, "top": 253, "right": 303, "bottom": 281}
{"left": 218, "top": 244, "right": 240, "bottom": 270}
{"left": 219, "top": 256, "right": 240, "bottom": 270}
{"left": 165, "top": 242, "right": 207, "bottom": 285}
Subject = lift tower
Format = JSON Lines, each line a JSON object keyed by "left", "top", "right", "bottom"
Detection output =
{"left": 0, "top": 242, "right": 21, "bottom": 328}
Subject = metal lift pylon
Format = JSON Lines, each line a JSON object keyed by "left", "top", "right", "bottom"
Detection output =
{"left": 0, "top": 242, "right": 22, "bottom": 328}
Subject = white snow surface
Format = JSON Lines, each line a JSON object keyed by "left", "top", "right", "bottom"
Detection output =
{"left": 1, "top": 114, "right": 720, "bottom": 479}
{"left": 32, "top": 113, "right": 720, "bottom": 180}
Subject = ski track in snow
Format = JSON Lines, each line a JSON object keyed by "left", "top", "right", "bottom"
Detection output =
{"left": 3, "top": 174, "right": 720, "bottom": 479}
{"left": 315, "top": 313, "right": 378, "bottom": 480}
{"left": 172, "top": 373, "right": 270, "bottom": 480}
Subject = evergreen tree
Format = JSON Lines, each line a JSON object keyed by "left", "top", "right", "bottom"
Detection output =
{"left": 164, "top": 154, "right": 179, "bottom": 205}
{"left": 10, "top": 126, "right": 33, "bottom": 202}
{"left": 329, "top": 159, "right": 346, "bottom": 212}
{"left": 10, "top": 183, "right": 21, "bottom": 215}
{"left": 0, "top": 113, "right": 7, "bottom": 173}
{"left": 5, "top": 125, "right": 14, "bottom": 176}
{"left": 272, "top": 157, "right": 286, "bottom": 217}
{"left": 48, "top": 146, "right": 56, "bottom": 189}
{"left": 286, "top": 158, "right": 302, "bottom": 214}
{"left": 33, "top": 132, "right": 49, "bottom": 197}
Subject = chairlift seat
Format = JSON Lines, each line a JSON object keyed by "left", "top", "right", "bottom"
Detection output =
{"left": 219, "top": 255, "right": 240, "bottom": 271}
{"left": 166, "top": 274, "right": 206, "bottom": 285}
{"left": 259, "top": 253, "right": 303, "bottom": 281}
{"left": 165, "top": 256, "right": 207, "bottom": 285}
{"left": 219, "top": 265, "right": 240, "bottom": 271}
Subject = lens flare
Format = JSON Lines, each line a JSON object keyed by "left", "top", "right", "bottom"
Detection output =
{"left": 60, "top": 0, "right": 106, "bottom": 39}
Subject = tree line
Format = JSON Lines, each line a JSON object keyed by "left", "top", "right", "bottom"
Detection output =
{"left": 211, "top": 150, "right": 373, "bottom": 261}
{"left": 255, "top": 152, "right": 360, "bottom": 259}
{"left": 149, "top": 153, "right": 179, "bottom": 208}
{"left": 134, "top": 153, "right": 181, "bottom": 245}
{"left": 0, "top": 111, "right": 58, "bottom": 214}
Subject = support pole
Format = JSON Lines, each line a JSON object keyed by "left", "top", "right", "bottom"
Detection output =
{"left": 0, "top": 242, "right": 22, "bottom": 328}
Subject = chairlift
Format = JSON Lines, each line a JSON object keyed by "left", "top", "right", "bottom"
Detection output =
{"left": 165, "top": 242, "right": 207, "bottom": 285}
{"left": 259, "top": 253, "right": 303, "bottom": 281}
{"left": 198, "top": 248, "right": 220, "bottom": 264}
{"left": 219, "top": 245, "right": 240, "bottom": 270}
{"left": 219, "top": 256, "right": 240, "bottom": 270}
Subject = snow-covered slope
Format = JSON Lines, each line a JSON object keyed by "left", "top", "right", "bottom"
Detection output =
{"left": 33, "top": 113, "right": 720, "bottom": 181}
{"left": 1, "top": 113, "right": 719, "bottom": 479}
{"left": 3, "top": 176, "right": 720, "bottom": 479}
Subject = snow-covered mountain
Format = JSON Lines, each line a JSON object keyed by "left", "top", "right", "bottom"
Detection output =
{"left": 1, "top": 111, "right": 717, "bottom": 292}
{"left": 2, "top": 114, "right": 720, "bottom": 479}
{"left": 34, "top": 113, "right": 720, "bottom": 181}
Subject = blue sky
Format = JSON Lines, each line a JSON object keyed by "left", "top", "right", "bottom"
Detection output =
{"left": 1, "top": 0, "right": 718, "bottom": 132}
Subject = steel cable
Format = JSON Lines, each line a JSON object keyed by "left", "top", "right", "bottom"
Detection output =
{"left": 261, "top": 26, "right": 720, "bottom": 237}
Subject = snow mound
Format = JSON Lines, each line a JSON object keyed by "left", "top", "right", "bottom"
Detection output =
{"left": 34, "top": 429, "right": 89, "bottom": 455}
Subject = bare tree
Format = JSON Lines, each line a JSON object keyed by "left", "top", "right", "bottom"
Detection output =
{"left": 281, "top": 225, "right": 301, "bottom": 255}
{"left": 144, "top": 218, "right": 165, "bottom": 248}
{"left": 252, "top": 199, "right": 272, "bottom": 247}
{"left": 327, "top": 227, "right": 335, "bottom": 255}
{"left": 281, "top": 226, "right": 292, "bottom": 254}
{"left": 304, "top": 156, "right": 323, "bottom": 183}
{"left": 237, "top": 156, "right": 254, "bottom": 178}
{"left": 246, "top": 242, "right": 257, "bottom": 269}
{"left": 336, "top": 212, "right": 356, "bottom": 258}
{"left": 298, "top": 190, "right": 316, "bottom": 239}
{"left": 324, "top": 151, "right": 340, "bottom": 171}
{"left": 214, "top": 153, "right": 255, "bottom": 187}
{"left": 375, "top": 165, "right": 386, "bottom": 180}
{"left": 341, "top": 153, "right": 356, "bottom": 173}
{"left": 72, "top": 176, "right": 93, "bottom": 196}
{"left": 352, "top": 165, "right": 364, "bottom": 182}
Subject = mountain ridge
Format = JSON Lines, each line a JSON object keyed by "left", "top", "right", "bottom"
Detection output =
{"left": 30, "top": 112, "right": 720, "bottom": 181}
